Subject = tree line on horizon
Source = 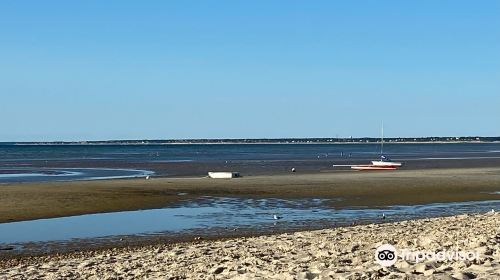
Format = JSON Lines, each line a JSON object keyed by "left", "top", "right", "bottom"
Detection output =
{"left": 6, "top": 136, "right": 500, "bottom": 145}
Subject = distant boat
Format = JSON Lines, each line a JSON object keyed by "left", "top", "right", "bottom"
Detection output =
{"left": 350, "top": 123, "right": 402, "bottom": 171}
{"left": 369, "top": 155, "right": 402, "bottom": 168}
{"left": 208, "top": 172, "right": 240, "bottom": 179}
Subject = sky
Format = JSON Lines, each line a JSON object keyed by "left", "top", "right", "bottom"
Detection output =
{"left": 0, "top": 1, "right": 499, "bottom": 141}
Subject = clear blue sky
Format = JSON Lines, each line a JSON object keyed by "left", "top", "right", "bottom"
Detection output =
{"left": 1, "top": 1, "right": 499, "bottom": 141}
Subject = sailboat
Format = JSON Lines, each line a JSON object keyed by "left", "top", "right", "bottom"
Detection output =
{"left": 350, "top": 124, "right": 402, "bottom": 170}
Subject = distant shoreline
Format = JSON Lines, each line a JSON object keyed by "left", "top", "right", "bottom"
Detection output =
{"left": 3, "top": 137, "right": 500, "bottom": 146}
{"left": 8, "top": 141, "right": 500, "bottom": 146}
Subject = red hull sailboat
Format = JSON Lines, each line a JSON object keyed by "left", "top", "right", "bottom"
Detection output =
{"left": 351, "top": 124, "right": 402, "bottom": 170}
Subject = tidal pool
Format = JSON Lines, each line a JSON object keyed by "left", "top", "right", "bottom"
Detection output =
{"left": 0, "top": 197, "right": 498, "bottom": 245}
{"left": 0, "top": 168, "right": 153, "bottom": 183}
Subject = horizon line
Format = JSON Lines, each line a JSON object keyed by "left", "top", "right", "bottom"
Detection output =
{"left": 2, "top": 135, "right": 500, "bottom": 144}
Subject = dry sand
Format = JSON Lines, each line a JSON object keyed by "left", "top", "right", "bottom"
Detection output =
{"left": 1, "top": 167, "right": 500, "bottom": 223}
{"left": 1, "top": 212, "right": 498, "bottom": 279}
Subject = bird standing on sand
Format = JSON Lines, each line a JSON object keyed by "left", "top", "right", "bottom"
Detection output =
{"left": 145, "top": 176, "right": 150, "bottom": 180}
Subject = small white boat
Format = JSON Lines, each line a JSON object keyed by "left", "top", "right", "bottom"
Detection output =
{"left": 371, "top": 155, "right": 402, "bottom": 167}
{"left": 208, "top": 172, "right": 240, "bottom": 179}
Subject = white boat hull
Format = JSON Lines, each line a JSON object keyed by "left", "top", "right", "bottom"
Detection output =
{"left": 348, "top": 160, "right": 402, "bottom": 171}
{"left": 371, "top": 161, "right": 402, "bottom": 167}
{"left": 208, "top": 172, "right": 240, "bottom": 179}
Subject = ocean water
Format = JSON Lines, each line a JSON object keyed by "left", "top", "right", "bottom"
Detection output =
{"left": 0, "top": 197, "right": 498, "bottom": 245}
{"left": 0, "top": 143, "right": 500, "bottom": 162}
{"left": 1, "top": 142, "right": 500, "bottom": 162}
{"left": 1, "top": 143, "right": 500, "bottom": 182}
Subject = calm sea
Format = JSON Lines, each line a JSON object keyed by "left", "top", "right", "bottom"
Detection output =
{"left": 1, "top": 142, "right": 500, "bottom": 182}
{"left": 1, "top": 142, "right": 500, "bottom": 162}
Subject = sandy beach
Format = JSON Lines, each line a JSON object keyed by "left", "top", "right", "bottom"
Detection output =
{"left": 1, "top": 167, "right": 499, "bottom": 278}
{"left": 1, "top": 212, "right": 498, "bottom": 279}
{"left": 1, "top": 167, "right": 500, "bottom": 223}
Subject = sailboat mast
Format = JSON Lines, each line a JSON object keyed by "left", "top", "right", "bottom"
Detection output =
{"left": 381, "top": 122, "right": 384, "bottom": 156}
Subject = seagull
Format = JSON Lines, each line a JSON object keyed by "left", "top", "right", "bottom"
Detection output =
{"left": 273, "top": 214, "right": 282, "bottom": 220}
{"left": 145, "top": 176, "right": 150, "bottom": 180}
{"left": 382, "top": 213, "right": 386, "bottom": 220}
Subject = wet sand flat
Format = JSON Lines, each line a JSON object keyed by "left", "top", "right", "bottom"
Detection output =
{"left": 1, "top": 212, "right": 498, "bottom": 279}
{"left": 0, "top": 167, "right": 499, "bottom": 223}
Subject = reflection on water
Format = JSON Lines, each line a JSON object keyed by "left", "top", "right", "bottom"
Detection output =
{"left": 0, "top": 168, "right": 154, "bottom": 183}
{"left": 0, "top": 197, "right": 499, "bottom": 245}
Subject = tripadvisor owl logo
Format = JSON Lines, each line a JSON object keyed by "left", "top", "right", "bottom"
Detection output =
{"left": 375, "top": 244, "right": 480, "bottom": 267}
{"left": 375, "top": 244, "right": 398, "bottom": 267}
